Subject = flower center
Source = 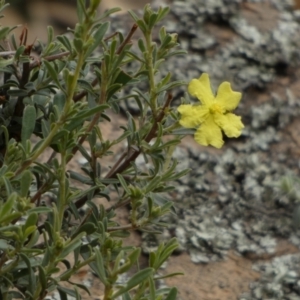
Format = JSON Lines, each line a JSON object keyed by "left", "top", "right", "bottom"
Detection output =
{"left": 209, "top": 103, "right": 223, "bottom": 114}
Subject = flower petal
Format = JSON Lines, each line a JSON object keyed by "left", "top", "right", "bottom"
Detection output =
{"left": 188, "top": 73, "right": 214, "bottom": 106}
{"left": 215, "top": 82, "right": 241, "bottom": 111}
{"left": 178, "top": 104, "right": 208, "bottom": 128}
{"left": 214, "top": 113, "right": 244, "bottom": 138}
{"left": 194, "top": 115, "right": 224, "bottom": 148}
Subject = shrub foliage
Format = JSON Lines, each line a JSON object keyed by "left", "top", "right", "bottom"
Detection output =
{"left": 0, "top": 0, "right": 188, "bottom": 299}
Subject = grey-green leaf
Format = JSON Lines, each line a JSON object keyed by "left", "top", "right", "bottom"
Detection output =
{"left": 164, "top": 287, "right": 178, "bottom": 300}
{"left": 21, "top": 105, "right": 36, "bottom": 146}
{"left": 112, "top": 268, "right": 154, "bottom": 298}
{"left": 20, "top": 170, "right": 32, "bottom": 197}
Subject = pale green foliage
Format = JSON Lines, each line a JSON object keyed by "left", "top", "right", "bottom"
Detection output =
{"left": 0, "top": 0, "right": 188, "bottom": 299}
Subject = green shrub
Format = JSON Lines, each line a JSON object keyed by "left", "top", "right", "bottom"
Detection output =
{"left": 0, "top": 0, "right": 244, "bottom": 298}
{"left": 0, "top": 0, "right": 187, "bottom": 299}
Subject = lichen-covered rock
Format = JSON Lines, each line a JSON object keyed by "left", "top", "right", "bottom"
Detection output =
{"left": 106, "top": 1, "right": 300, "bottom": 298}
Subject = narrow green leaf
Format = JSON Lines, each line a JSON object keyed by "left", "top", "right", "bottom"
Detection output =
{"left": 136, "top": 20, "right": 148, "bottom": 33}
{"left": 168, "top": 168, "right": 191, "bottom": 181}
{"left": 109, "top": 230, "right": 130, "bottom": 238}
{"left": 107, "top": 83, "right": 122, "bottom": 100}
{"left": 112, "top": 268, "right": 154, "bottom": 298}
{"left": 41, "top": 119, "right": 50, "bottom": 138}
{"left": 47, "top": 26, "right": 54, "bottom": 44}
{"left": 57, "top": 35, "right": 73, "bottom": 52}
{"left": 170, "top": 128, "right": 196, "bottom": 135}
{"left": 57, "top": 287, "right": 69, "bottom": 300}
{"left": 128, "top": 10, "right": 140, "bottom": 22}
{"left": 58, "top": 233, "right": 85, "bottom": 259}
{"left": 61, "top": 259, "right": 71, "bottom": 270}
{"left": 69, "top": 104, "right": 110, "bottom": 121}
{"left": 117, "top": 248, "right": 140, "bottom": 274}
{"left": 157, "top": 6, "right": 170, "bottom": 23}
{"left": 70, "top": 222, "right": 97, "bottom": 239}
{"left": 38, "top": 265, "right": 47, "bottom": 291}
{"left": 94, "top": 248, "right": 109, "bottom": 285}
{"left": 155, "top": 272, "right": 184, "bottom": 281}
{"left": 77, "top": 79, "right": 96, "bottom": 96}
{"left": 53, "top": 92, "right": 66, "bottom": 112}
{"left": 156, "top": 80, "right": 186, "bottom": 94}
{"left": 19, "top": 253, "right": 36, "bottom": 295}
{"left": 0, "top": 165, "right": 8, "bottom": 177}
{"left": 0, "top": 239, "right": 14, "bottom": 250}
{"left": 20, "top": 170, "right": 32, "bottom": 197}
{"left": 149, "top": 252, "right": 156, "bottom": 268}
{"left": 27, "top": 207, "right": 52, "bottom": 214}
{"left": 68, "top": 281, "right": 91, "bottom": 297}
{"left": 0, "top": 3, "right": 11, "bottom": 14}
{"left": 157, "top": 238, "right": 179, "bottom": 268}
{"left": 144, "top": 176, "right": 162, "bottom": 194}
{"left": 77, "top": 144, "right": 92, "bottom": 163}
{"left": 0, "top": 26, "right": 11, "bottom": 40}
{"left": 117, "top": 174, "right": 130, "bottom": 194}
{"left": 8, "top": 291, "right": 24, "bottom": 299}
{"left": 74, "top": 38, "right": 83, "bottom": 52}
{"left": 0, "top": 192, "right": 17, "bottom": 223}
{"left": 0, "top": 212, "right": 22, "bottom": 225}
{"left": 97, "top": 7, "right": 121, "bottom": 21}
{"left": 165, "top": 49, "right": 187, "bottom": 59}
{"left": 64, "top": 118, "right": 85, "bottom": 132}
{"left": 148, "top": 13, "right": 158, "bottom": 29}
{"left": 7, "top": 89, "right": 28, "bottom": 97}
{"left": 84, "top": 22, "right": 109, "bottom": 58}
{"left": 24, "top": 213, "right": 38, "bottom": 231}
{"left": 68, "top": 171, "right": 93, "bottom": 185}
{"left": 122, "top": 292, "right": 132, "bottom": 300}
{"left": 137, "top": 38, "right": 146, "bottom": 53}
{"left": 149, "top": 277, "right": 155, "bottom": 300}
{"left": 164, "top": 287, "right": 177, "bottom": 300}
{"left": 44, "top": 60, "right": 62, "bottom": 88}
{"left": 25, "top": 229, "right": 40, "bottom": 248}
{"left": 114, "top": 70, "right": 133, "bottom": 86}
{"left": 76, "top": 0, "right": 86, "bottom": 23}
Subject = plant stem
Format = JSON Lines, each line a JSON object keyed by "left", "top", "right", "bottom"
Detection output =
{"left": 14, "top": 122, "right": 61, "bottom": 177}
{"left": 58, "top": 254, "right": 95, "bottom": 281}
{"left": 162, "top": 144, "right": 176, "bottom": 173}
{"left": 145, "top": 31, "right": 157, "bottom": 115}
{"left": 58, "top": 148, "right": 67, "bottom": 226}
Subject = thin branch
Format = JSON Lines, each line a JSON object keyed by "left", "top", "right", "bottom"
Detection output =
{"left": 71, "top": 94, "right": 173, "bottom": 212}
{"left": 0, "top": 50, "right": 15, "bottom": 57}
{"left": 30, "top": 181, "right": 49, "bottom": 204}
{"left": 29, "top": 51, "right": 70, "bottom": 70}
{"left": 69, "top": 24, "right": 139, "bottom": 158}
{"left": 72, "top": 23, "right": 138, "bottom": 103}
{"left": 105, "top": 93, "right": 173, "bottom": 179}
{"left": 104, "top": 151, "right": 128, "bottom": 179}
{"left": 104, "top": 31, "right": 119, "bottom": 41}
{"left": 108, "top": 224, "right": 135, "bottom": 232}
{"left": 70, "top": 64, "right": 107, "bottom": 157}
{"left": 116, "top": 23, "right": 138, "bottom": 55}
{"left": 73, "top": 77, "right": 98, "bottom": 102}
{"left": 106, "top": 198, "right": 131, "bottom": 213}
{"left": 46, "top": 150, "right": 57, "bottom": 165}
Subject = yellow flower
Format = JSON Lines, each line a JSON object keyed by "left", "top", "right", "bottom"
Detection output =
{"left": 178, "top": 73, "right": 244, "bottom": 149}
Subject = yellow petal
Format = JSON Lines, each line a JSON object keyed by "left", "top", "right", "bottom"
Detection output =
{"left": 188, "top": 73, "right": 214, "bottom": 106}
{"left": 178, "top": 104, "right": 208, "bottom": 128}
{"left": 194, "top": 116, "right": 224, "bottom": 148}
{"left": 214, "top": 113, "right": 244, "bottom": 138}
{"left": 215, "top": 82, "right": 242, "bottom": 111}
